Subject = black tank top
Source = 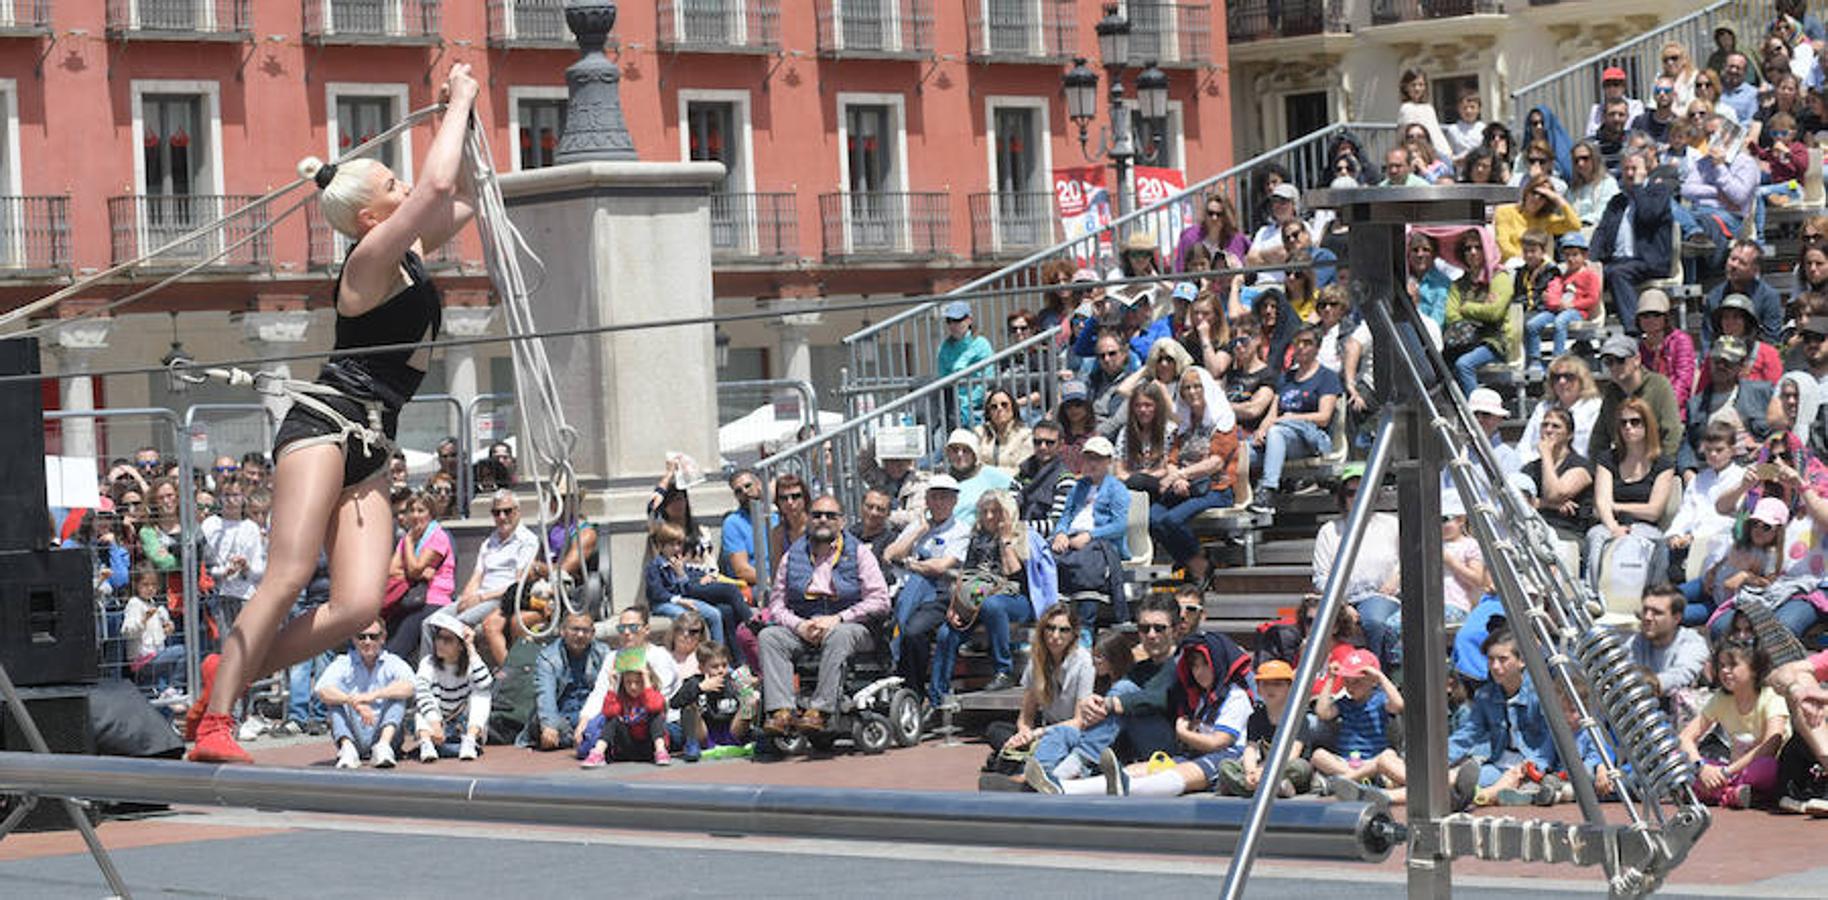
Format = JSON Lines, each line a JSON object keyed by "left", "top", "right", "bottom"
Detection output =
{"left": 323, "top": 249, "right": 442, "bottom": 410}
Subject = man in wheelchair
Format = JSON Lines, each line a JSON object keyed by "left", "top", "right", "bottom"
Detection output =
{"left": 759, "top": 494, "right": 892, "bottom": 736}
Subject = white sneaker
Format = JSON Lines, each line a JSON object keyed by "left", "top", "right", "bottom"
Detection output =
{"left": 372, "top": 742, "right": 397, "bottom": 769}
{"left": 334, "top": 742, "right": 360, "bottom": 769}
{"left": 418, "top": 740, "right": 439, "bottom": 763}
{"left": 458, "top": 735, "right": 478, "bottom": 761}
{"left": 237, "top": 716, "right": 270, "bottom": 742}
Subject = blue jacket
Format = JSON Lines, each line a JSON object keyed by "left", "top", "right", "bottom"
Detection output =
{"left": 530, "top": 639, "right": 609, "bottom": 739}
{"left": 1448, "top": 673, "right": 1559, "bottom": 774}
{"left": 1021, "top": 528, "right": 1059, "bottom": 616}
{"left": 1053, "top": 474, "right": 1130, "bottom": 558}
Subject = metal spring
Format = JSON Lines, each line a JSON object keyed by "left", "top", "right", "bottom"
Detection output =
{"left": 1572, "top": 627, "right": 1693, "bottom": 797}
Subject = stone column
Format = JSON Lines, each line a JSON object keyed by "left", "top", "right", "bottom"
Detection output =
{"left": 48, "top": 314, "right": 115, "bottom": 461}
{"left": 498, "top": 160, "right": 725, "bottom": 609}
{"left": 238, "top": 303, "right": 312, "bottom": 425}
{"left": 770, "top": 311, "right": 820, "bottom": 387}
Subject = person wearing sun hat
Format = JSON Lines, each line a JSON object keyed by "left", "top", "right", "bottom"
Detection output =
{"left": 943, "top": 427, "right": 1014, "bottom": 526}
{"left": 1678, "top": 334, "right": 1773, "bottom": 473}
{"left": 937, "top": 298, "right": 995, "bottom": 427}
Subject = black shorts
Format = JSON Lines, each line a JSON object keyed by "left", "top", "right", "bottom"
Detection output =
{"left": 273, "top": 390, "right": 399, "bottom": 489}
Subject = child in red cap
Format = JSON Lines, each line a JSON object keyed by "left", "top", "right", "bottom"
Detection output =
{"left": 1313, "top": 648, "right": 1409, "bottom": 803}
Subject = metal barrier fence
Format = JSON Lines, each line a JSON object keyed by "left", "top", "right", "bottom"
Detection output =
{"left": 841, "top": 121, "right": 1400, "bottom": 416}
{"left": 45, "top": 408, "right": 201, "bottom": 709}
{"left": 1510, "top": 0, "right": 1770, "bottom": 133}
{"left": 401, "top": 393, "right": 471, "bottom": 500}
{"left": 181, "top": 403, "right": 276, "bottom": 472}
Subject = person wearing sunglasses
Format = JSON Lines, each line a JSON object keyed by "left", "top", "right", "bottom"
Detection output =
{"left": 437, "top": 489, "right": 542, "bottom": 668}
{"left": 929, "top": 490, "right": 1054, "bottom": 703}
{"left": 1515, "top": 105, "right": 1572, "bottom": 185}
{"left": 1015, "top": 419, "right": 1076, "bottom": 529}
{"left": 1632, "top": 75, "right": 1681, "bottom": 145}
{"left": 1586, "top": 395, "right": 1678, "bottom": 587}
{"left": 1050, "top": 437, "right": 1134, "bottom": 637}
{"left": 314, "top": 617, "right": 416, "bottom": 769}
{"left": 1001, "top": 604, "right": 1092, "bottom": 759}
{"left": 1680, "top": 336, "right": 1775, "bottom": 476}
{"left": 1062, "top": 595, "right": 1185, "bottom": 768}
{"left": 1171, "top": 193, "right": 1246, "bottom": 275}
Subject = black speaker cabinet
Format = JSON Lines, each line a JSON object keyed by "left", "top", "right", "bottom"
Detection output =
{"left": 0, "top": 685, "right": 97, "bottom": 832}
{"left": 0, "top": 337, "right": 48, "bottom": 553}
{"left": 0, "top": 550, "right": 98, "bottom": 687}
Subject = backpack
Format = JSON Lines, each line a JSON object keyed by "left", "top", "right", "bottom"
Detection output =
{"left": 486, "top": 638, "right": 546, "bottom": 745}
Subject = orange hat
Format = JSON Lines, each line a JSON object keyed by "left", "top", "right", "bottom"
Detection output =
{"left": 1256, "top": 659, "right": 1294, "bottom": 682}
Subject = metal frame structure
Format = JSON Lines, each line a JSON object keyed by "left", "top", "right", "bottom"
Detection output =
{"left": 1220, "top": 186, "right": 1709, "bottom": 899}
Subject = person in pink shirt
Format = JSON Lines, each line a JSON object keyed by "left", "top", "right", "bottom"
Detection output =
{"left": 1636, "top": 289, "right": 1697, "bottom": 420}
{"left": 1524, "top": 232, "right": 1601, "bottom": 363}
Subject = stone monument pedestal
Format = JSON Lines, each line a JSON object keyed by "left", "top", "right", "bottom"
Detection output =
{"left": 498, "top": 161, "right": 726, "bottom": 610}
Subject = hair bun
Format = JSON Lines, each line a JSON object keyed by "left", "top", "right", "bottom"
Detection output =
{"left": 297, "top": 156, "right": 338, "bottom": 189}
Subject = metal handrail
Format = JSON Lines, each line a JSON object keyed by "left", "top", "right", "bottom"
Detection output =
{"left": 843, "top": 120, "right": 1394, "bottom": 346}
{"left": 716, "top": 378, "right": 821, "bottom": 436}
{"left": 404, "top": 393, "right": 470, "bottom": 500}
{"left": 1509, "top": 0, "right": 1754, "bottom": 123}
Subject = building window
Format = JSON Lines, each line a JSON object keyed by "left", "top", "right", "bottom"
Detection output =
{"left": 988, "top": 100, "right": 1050, "bottom": 250}
{"left": 142, "top": 94, "right": 205, "bottom": 198}
{"left": 517, "top": 97, "right": 566, "bottom": 171}
{"left": 686, "top": 101, "right": 738, "bottom": 192}
{"left": 1431, "top": 74, "right": 1480, "bottom": 129}
{"left": 845, "top": 104, "right": 893, "bottom": 193}
{"left": 335, "top": 96, "right": 399, "bottom": 170}
{"left": 1283, "top": 91, "right": 1330, "bottom": 143}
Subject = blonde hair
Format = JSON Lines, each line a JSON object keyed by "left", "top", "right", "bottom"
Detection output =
{"left": 297, "top": 155, "right": 386, "bottom": 238}
{"left": 976, "top": 489, "right": 1028, "bottom": 562}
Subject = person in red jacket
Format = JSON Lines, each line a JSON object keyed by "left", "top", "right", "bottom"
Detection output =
{"left": 1524, "top": 232, "right": 1602, "bottom": 365}
{"left": 578, "top": 647, "right": 671, "bottom": 768}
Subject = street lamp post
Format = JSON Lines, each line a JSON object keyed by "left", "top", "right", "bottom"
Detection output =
{"left": 1062, "top": 5, "right": 1170, "bottom": 219}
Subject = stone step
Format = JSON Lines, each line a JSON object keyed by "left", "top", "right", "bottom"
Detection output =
{"left": 1207, "top": 564, "right": 1312, "bottom": 596}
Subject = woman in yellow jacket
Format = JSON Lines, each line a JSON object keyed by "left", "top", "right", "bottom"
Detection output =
{"left": 1443, "top": 226, "right": 1517, "bottom": 394}
{"left": 1494, "top": 173, "right": 1581, "bottom": 265}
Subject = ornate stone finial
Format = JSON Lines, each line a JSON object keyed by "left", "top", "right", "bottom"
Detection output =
{"left": 556, "top": 0, "right": 638, "bottom": 163}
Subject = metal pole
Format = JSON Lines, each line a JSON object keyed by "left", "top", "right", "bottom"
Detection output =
{"left": 0, "top": 669, "right": 132, "bottom": 899}
{"left": 1109, "top": 75, "right": 1135, "bottom": 219}
{"left": 1219, "top": 411, "right": 1400, "bottom": 900}
{"left": 0, "top": 752, "right": 1395, "bottom": 863}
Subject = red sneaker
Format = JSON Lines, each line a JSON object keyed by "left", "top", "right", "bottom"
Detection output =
{"left": 188, "top": 713, "right": 253, "bottom": 764}
{"left": 182, "top": 653, "right": 222, "bottom": 742}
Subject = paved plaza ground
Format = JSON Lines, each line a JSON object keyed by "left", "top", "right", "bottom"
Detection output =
{"left": 2, "top": 736, "right": 1825, "bottom": 898}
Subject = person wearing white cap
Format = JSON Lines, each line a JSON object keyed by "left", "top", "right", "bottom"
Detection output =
{"left": 937, "top": 299, "right": 994, "bottom": 427}
{"left": 1466, "top": 387, "right": 1523, "bottom": 478}
{"left": 943, "top": 427, "right": 1014, "bottom": 527}
{"left": 1244, "top": 182, "right": 1314, "bottom": 281}
{"left": 1051, "top": 436, "right": 1134, "bottom": 642}
{"left": 882, "top": 473, "right": 969, "bottom": 683}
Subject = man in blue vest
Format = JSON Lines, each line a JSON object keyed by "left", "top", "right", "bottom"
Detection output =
{"left": 759, "top": 494, "right": 892, "bottom": 735}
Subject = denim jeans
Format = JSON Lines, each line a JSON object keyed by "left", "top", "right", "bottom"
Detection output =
{"left": 329, "top": 698, "right": 406, "bottom": 758}
{"left": 1525, "top": 309, "right": 1585, "bottom": 364}
{"left": 1710, "top": 596, "right": 1821, "bottom": 642}
{"left": 1679, "top": 578, "right": 1711, "bottom": 627}
{"left": 1353, "top": 594, "right": 1402, "bottom": 634}
{"left": 892, "top": 572, "right": 943, "bottom": 666}
{"left": 1688, "top": 203, "right": 1745, "bottom": 271}
{"left": 930, "top": 594, "right": 1035, "bottom": 704}
{"left": 1031, "top": 678, "right": 1140, "bottom": 773}
{"left": 287, "top": 650, "right": 333, "bottom": 725}
{"left": 652, "top": 599, "right": 725, "bottom": 653}
{"left": 1452, "top": 344, "right": 1503, "bottom": 395}
{"left": 1260, "top": 418, "right": 1331, "bottom": 492}
{"left": 1149, "top": 488, "right": 1234, "bottom": 566}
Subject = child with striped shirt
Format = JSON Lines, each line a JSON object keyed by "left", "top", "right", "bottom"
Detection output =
{"left": 413, "top": 619, "right": 493, "bottom": 762}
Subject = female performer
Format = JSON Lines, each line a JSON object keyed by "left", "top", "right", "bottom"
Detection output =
{"left": 189, "top": 64, "right": 480, "bottom": 762}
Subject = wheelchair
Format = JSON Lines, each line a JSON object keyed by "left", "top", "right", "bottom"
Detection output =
{"left": 759, "top": 622, "right": 925, "bottom": 756}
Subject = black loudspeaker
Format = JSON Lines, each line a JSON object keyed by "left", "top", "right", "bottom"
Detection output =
{"left": 0, "top": 337, "right": 48, "bottom": 552}
{"left": 0, "top": 550, "right": 98, "bottom": 686}
{"left": 0, "top": 684, "right": 97, "bottom": 831}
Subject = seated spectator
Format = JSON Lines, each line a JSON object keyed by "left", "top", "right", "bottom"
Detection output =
{"left": 1681, "top": 336, "right": 1774, "bottom": 473}
{"left": 1051, "top": 437, "right": 1131, "bottom": 643}
{"left": 579, "top": 606, "right": 681, "bottom": 737}
{"left": 1720, "top": 53, "right": 1761, "bottom": 123}
{"left": 1667, "top": 423, "right": 1745, "bottom": 621}
{"left": 1794, "top": 244, "right": 1828, "bottom": 307}
{"left": 717, "top": 468, "right": 771, "bottom": 588}
{"left": 1377, "top": 146, "right": 1427, "bottom": 188}
{"left": 669, "top": 640, "right": 756, "bottom": 762}
{"left": 1458, "top": 146, "right": 1504, "bottom": 184}
{"left": 1215, "top": 659, "right": 1315, "bottom": 798}
{"left": 1224, "top": 315, "right": 1277, "bottom": 460}
{"left": 1400, "top": 231, "right": 1453, "bottom": 328}
{"left": 852, "top": 488, "right": 899, "bottom": 568}
{"left": 1075, "top": 288, "right": 1171, "bottom": 371}
{"left": 1439, "top": 496, "right": 1487, "bottom": 626}
{"left": 1526, "top": 233, "right": 1600, "bottom": 371}
{"left": 643, "top": 521, "right": 750, "bottom": 654}
{"left": 1281, "top": 217, "right": 1338, "bottom": 290}
{"left": 1522, "top": 406, "right": 1595, "bottom": 545}
{"left": 1593, "top": 336, "right": 1685, "bottom": 462}
{"left": 1104, "top": 337, "right": 1190, "bottom": 440}
{"left": 1446, "top": 89, "right": 1487, "bottom": 162}
{"left": 1635, "top": 291, "right": 1696, "bottom": 416}
{"left": 1070, "top": 331, "right": 1140, "bottom": 435}
{"left": 316, "top": 618, "right": 415, "bottom": 769}
{"left": 424, "top": 471, "right": 458, "bottom": 520}
{"left": 1679, "top": 641, "right": 1789, "bottom": 807}
{"left": 1628, "top": 586, "right": 1710, "bottom": 725}
{"left": 1632, "top": 76, "right": 1682, "bottom": 143}
{"left": 766, "top": 473, "right": 811, "bottom": 576}
{"left": 412, "top": 620, "right": 491, "bottom": 762}
{"left": 930, "top": 491, "right": 1055, "bottom": 702}
{"left": 1704, "top": 496, "right": 1826, "bottom": 641}
{"left": 1000, "top": 604, "right": 1094, "bottom": 757}
{"left": 1510, "top": 137, "right": 1570, "bottom": 194}
{"left": 1312, "top": 649, "right": 1409, "bottom": 803}
{"left": 1149, "top": 368, "right": 1240, "bottom": 588}
{"left": 1519, "top": 354, "right": 1603, "bottom": 463}
{"left": 1586, "top": 66, "right": 1646, "bottom": 136}
{"left": 121, "top": 564, "right": 183, "bottom": 691}
{"left": 664, "top": 608, "right": 708, "bottom": 681}
{"left": 975, "top": 388, "right": 1033, "bottom": 475}
{"left": 943, "top": 428, "right": 1016, "bottom": 525}
{"left": 884, "top": 475, "right": 967, "bottom": 683}
{"left": 1114, "top": 381, "right": 1175, "bottom": 497}
{"left": 1245, "top": 184, "right": 1313, "bottom": 277}
{"left": 1753, "top": 112, "right": 1809, "bottom": 210}
{"left": 1310, "top": 458, "right": 1403, "bottom": 623}
{"left": 1700, "top": 293, "right": 1785, "bottom": 392}
{"left": 938, "top": 300, "right": 995, "bottom": 427}
{"left": 1495, "top": 176, "right": 1581, "bottom": 266}
{"left": 1180, "top": 291, "right": 1230, "bottom": 376}
{"left": 1568, "top": 140, "right": 1620, "bottom": 225}
{"left": 860, "top": 443, "right": 930, "bottom": 532}
{"left": 1586, "top": 397, "right": 1678, "bottom": 584}
{"left": 434, "top": 436, "right": 460, "bottom": 482}
{"left": 1403, "top": 122, "right": 1454, "bottom": 184}
{"left": 1043, "top": 632, "right": 1256, "bottom": 797}
{"left": 1442, "top": 226, "right": 1513, "bottom": 394}
{"left": 522, "top": 611, "right": 608, "bottom": 750}
{"left": 389, "top": 490, "right": 454, "bottom": 663}
{"left": 1314, "top": 285, "right": 1350, "bottom": 373}
{"left": 1590, "top": 99, "right": 1632, "bottom": 166}
{"left": 431, "top": 489, "right": 539, "bottom": 667}
{"left": 1174, "top": 193, "right": 1248, "bottom": 273}
{"left": 1016, "top": 419, "right": 1077, "bottom": 532}
{"left": 1022, "top": 630, "right": 1139, "bottom": 790}
{"left": 1249, "top": 326, "right": 1342, "bottom": 515}
{"left": 758, "top": 494, "right": 891, "bottom": 736}
{"left": 578, "top": 646, "right": 671, "bottom": 767}
{"left": 1448, "top": 629, "right": 1557, "bottom": 807}
{"left": 1519, "top": 106, "right": 1574, "bottom": 183}
{"left": 1464, "top": 387, "right": 1523, "bottom": 479}
{"left": 1682, "top": 127, "right": 1759, "bottom": 268}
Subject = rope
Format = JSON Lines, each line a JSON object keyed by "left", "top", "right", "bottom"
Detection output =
{"left": 0, "top": 103, "right": 447, "bottom": 335}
